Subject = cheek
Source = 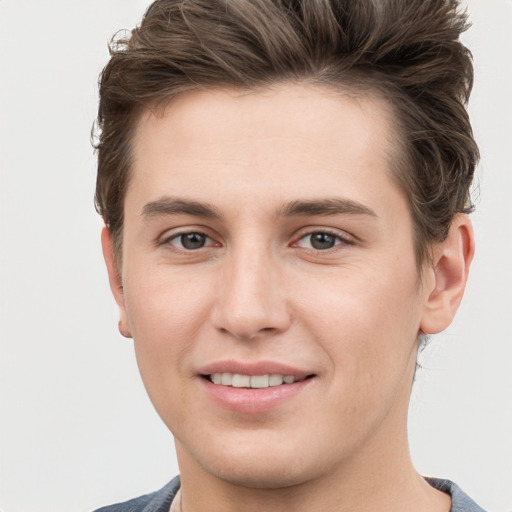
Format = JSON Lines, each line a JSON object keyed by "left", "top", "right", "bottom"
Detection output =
{"left": 121, "top": 270, "right": 216, "bottom": 432}
{"left": 294, "top": 265, "right": 422, "bottom": 384}
{"left": 297, "top": 263, "right": 421, "bottom": 332}
{"left": 122, "top": 267, "right": 213, "bottom": 375}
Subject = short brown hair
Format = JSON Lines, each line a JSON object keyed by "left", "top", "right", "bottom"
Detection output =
{"left": 94, "top": 0, "right": 479, "bottom": 264}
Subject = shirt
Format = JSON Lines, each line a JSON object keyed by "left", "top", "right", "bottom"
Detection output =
{"left": 93, "top": 475, "right": 486, "bottom": 512}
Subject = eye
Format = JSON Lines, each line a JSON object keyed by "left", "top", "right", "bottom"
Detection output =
{"left": 168, "top": 232, "right": 213, "bottom": 250}
{"left": 297, "top": 231, "right": 349, "bottom": 250}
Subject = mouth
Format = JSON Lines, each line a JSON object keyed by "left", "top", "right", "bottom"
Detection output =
{"left": 197, "top": 361, "right": 317, "bottom": 412}
{"left": 202, "top": 373, "right": 316, "bottom": 389}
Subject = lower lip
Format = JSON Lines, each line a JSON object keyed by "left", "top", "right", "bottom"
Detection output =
{"left": 200, "top": 377, "right": 314, "bottom": 414}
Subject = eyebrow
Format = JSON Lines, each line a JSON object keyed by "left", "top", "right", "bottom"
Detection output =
{"left": 278, "top": 198, "right": 377, "bottom": 218}
{"left": 141, "top": 196, "right": 377, "bottom": 220}
{"left": 141, "top": 197, "right": 221, "bottom": 219}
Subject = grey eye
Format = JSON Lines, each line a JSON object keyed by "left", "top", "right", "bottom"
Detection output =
{"left": 296, "top": 231, "right": 345, "bottom": 251}
{"left": 175, "top": 232, "right": 208, "bottom": 250}
{"left": 309, "top": 232, "right": 337, "bottom": 250}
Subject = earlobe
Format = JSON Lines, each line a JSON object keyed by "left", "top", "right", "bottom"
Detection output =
{"left": 101, "top": 227, "right": 133, "bottom": 339}
{"left": 420, "top": 215, "right": 475, "bottom": 335}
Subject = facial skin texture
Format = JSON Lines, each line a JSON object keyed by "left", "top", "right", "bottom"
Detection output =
{"left": 102, "top": 85, "right": 473, "bottom": 512}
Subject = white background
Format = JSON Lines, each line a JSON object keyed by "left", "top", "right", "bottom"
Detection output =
{"left": 0, "top": 1, "right": 511, "bottom": 511}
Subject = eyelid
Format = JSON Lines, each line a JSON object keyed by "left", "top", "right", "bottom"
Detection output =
{"left": 292, "top": 228, "right": 355, "bottom": 250}
{"left": 158, "top": 227, "right": 220, "bottom": 249}
{"left": 156, "top": 225, "right": 354, "bottom": 251}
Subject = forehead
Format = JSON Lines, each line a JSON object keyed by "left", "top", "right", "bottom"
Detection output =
{"left": 129, "top": 84, "right": 402, "bottom": 215}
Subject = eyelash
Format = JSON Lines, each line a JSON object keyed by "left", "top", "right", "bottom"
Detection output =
{"left": 160, "top": 229, "right": 353, "bottom": 252}
{"left": 294, "top": 230, "right": 354, "bottom": 251}
{"left": 162, "top": 231, "right": 215, "bottom": 250}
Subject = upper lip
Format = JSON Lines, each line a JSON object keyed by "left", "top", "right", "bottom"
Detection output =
{"left": 197, "top": 360, "right": 314, "bottom": 379}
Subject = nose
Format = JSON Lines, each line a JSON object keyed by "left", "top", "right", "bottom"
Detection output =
{"left": 211, "top": 247, "right": 291, "bottom": 341}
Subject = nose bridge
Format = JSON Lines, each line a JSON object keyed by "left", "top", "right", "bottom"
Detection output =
{"left": 213, "top": 239, "right": 289, "bottom": 339}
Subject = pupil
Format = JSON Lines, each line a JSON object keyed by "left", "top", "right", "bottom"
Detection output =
{"left": 181, "top": 233, "right": 206, "bottom": 249}
{"left": 311, "top": 232, "right": 335, "bottom": 250}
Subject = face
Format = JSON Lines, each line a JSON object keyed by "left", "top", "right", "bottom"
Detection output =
{"left": 107, "top": 84, "right": 438, "bottom": 488}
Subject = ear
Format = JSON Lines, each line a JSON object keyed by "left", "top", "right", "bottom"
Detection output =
{"left": 420, "top": 215, "right": 475, "bottom": 335}
{"left": 101, "top": 226, "right": 132, "bottom": 339}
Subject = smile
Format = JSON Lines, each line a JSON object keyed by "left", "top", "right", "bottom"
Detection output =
{"left": 208, "top": 373, "right": 309, "bottom": 388}
{"left": 198, "top": 362, "right": 316, "bottom": 413}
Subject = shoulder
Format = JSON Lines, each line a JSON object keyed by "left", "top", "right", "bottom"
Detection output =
{"left": 426, "top": 477, "right": 487, "bottom": 512}
{"left": 92, "top": 476, "right": 181, "bottom": 512}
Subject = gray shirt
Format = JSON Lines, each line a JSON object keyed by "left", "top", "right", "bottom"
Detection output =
{"left": 93, "top": 475, "right": 486, "bottom": 512}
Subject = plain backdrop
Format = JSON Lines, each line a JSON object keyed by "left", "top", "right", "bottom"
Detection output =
{"left": 0, "top": 1, "right": 511, "bottom": 511}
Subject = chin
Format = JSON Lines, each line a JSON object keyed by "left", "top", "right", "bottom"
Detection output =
{"left": 181, "top": 432, "right": 331, "bottom": 490}
{"left": 207, "top": 457, "right": 318, "bottom": 490}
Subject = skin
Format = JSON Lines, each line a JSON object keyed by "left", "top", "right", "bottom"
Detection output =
{"left": 102, "top": 84, "right": 474, "bottom": 512}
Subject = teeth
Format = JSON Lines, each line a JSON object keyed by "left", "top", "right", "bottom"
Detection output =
{"left": 209, "top": 373, "right": 300, "bottom": 388}
{"left": 232, "top": 374, "right": 251, "bottom": 388}
{"left": 250, "top": 375, "right": 269, "bottom": 388}
{"left": 269, "top": 374, "right": 283, "bottom": 386}
{"left": 221, "top": 373, "right": 233, "bottom": 385}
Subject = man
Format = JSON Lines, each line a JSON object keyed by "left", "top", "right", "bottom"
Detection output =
{"left": 93, "top": 1, "right": 484, "bottom": 511}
